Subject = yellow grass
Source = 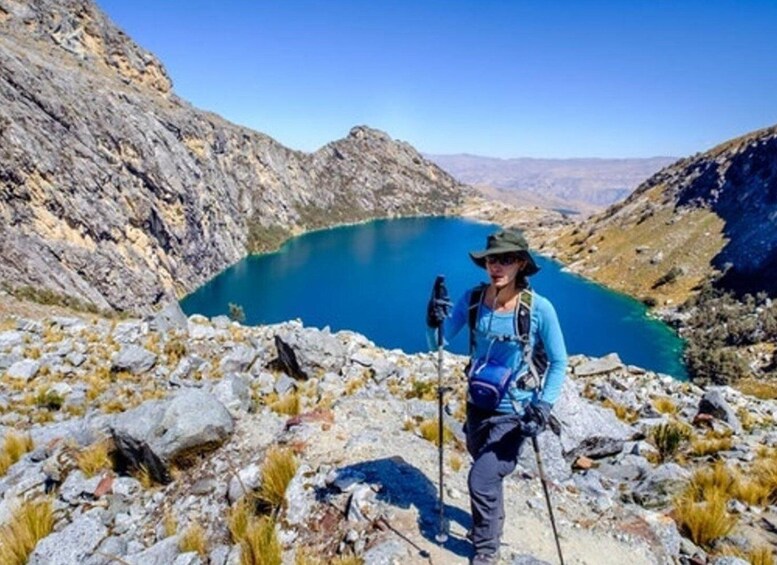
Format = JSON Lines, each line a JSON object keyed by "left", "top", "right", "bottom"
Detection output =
{"left": 602, "top": 399, "right": 639, "bottom": 423}
{"left": 259, "top": 447, "right": 298, "bottom": 510}
{"left": 133, "top": 464, "right": 157, "bottom": 489}
{"left": 76, "top": 439, "right": 113, "bottom": 477}
{"left": 228, "top": 498, "right": 252, "bottom": 543}
{"left": 0, "top": 497, "right": 55, "bottom": 565}
{"left": 101, "top": 398, "right": 126, "bottom": 414}
{"left": 269, "top": 392, "right": 301, "bottom": 416}
{"left": 163, "top": 509, "right": 178, "bottom": 537}
{"left": 673, "top": 488, "right": 737, "bottom": 548}
{"left": 651, "top": 396, "right": 678, "bottom": 415}
{"left": 686, "top": 461, "right": 737, "bottom": 501}
{"left": 748, "top": 546, "right": 775, "bottom": 565}
{"left": 690, "top": 437, "right": 734, "bottom": 457}
{"left": 179, "top": 522, "right": 207, "bottom": 557}
{"left": 239, "top": 516, "right": 281, "bottom": 565}
{"left": 449, "top": 452, "right": 463, "bottom": 472}
{"left": 419, "top": 418, "right": 454, "bottom": 447}
{"left": 0, "top": 431, "right": 34, "bottom": 476}
{"left": 735, "top": 379, "right": 777, "bottom": 400}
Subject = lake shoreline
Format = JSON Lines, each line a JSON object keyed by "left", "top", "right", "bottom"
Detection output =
{"left": 182, "top": 216, "right": 688, "bottom": 379}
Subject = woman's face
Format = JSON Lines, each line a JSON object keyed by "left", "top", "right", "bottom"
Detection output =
{"left": 485, "top": 253, "right": 526, "bottom": 289}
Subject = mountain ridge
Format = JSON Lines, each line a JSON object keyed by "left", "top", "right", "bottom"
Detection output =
{"left": 0, "top": 0, "right": 471, "bottom": 314}
{"left": 426, "top": 152, "right": 677, "bottom": 214}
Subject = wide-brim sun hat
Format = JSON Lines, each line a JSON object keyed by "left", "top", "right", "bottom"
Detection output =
{"left": 469, "top": 228, "right": 540, "bottom": 275}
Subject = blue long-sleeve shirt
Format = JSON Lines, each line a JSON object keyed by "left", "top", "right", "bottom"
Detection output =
{"left": 429, "top": 286, "right": 568, "bottom": 414}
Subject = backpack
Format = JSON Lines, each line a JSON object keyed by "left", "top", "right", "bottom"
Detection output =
{"left": 467, "top": 284, "right": 549, "bottom": 394}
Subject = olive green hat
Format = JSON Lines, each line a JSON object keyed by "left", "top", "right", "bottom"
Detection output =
{"left": 469, "top": 229, "right": 540, "bottom": 275}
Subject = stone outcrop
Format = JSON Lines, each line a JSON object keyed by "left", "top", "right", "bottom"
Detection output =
{"left": 1, "top": 305, "right": 777, "bottom": 563}
{"left": 0, "top": 0, "right": 470, "bottom": 313}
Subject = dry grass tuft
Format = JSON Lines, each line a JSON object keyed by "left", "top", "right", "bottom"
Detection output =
{"left": 133, "top": 464, "right": 157, "bottom": 490}
{"left": 269, "top": 392, "right": 301, "bottom": 416}
{"left": 449, "top": 452, "right": 463, "bottom": 472}
{"left": 330, "top": 557, "right": 364, "bottom": 565}
{"left": 672, "top": 487, "right": 737, "bottom": 548}
{"left": 0, "top": 431, "right": 34, "bottom": 476}
{"left": 690, "top": 436, "right": 734, "bottom": 457}
{"left": 239, "top": 516, "right": 281, "bottom": 565}
{"left": 736, "top": 379, "right": 777, "bottom": 400}
{"left": 602, "top": 398, "right": 639, "bottom": 423}
{"left": 649, "top": 421, "right": 692, "bottom": 463}
{"left": 228, "top": 498, "right": 252, "bottom": 543}
{"left": 651, "top": 395, "right": 678, "bottom": 415}
{"left": 163, "top": 508, "right": 178, "bottom": 537}
{"left": 406, "top": 379, "right": 436, "bottom": 401}
{"left": 179, "top": 522, "right": 208, "bottom": 557}
{"left": 76, "top": 439, "right": 113, "bottom": 477}
{"left": 0, "top": 497, "right": 55, "bottom": 565}
{"left": 258, "top": 446, "right": 298, "bottom": 511}
{"left": 419, "top": 418, "right": 453, "bottom": 447}
{"left": 748, "top": 546, "right": 775, "bottom": 565}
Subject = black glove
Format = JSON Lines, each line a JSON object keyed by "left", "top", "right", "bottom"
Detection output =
{"left": 521, "top": 400, "right": 552, "bottom": 437}
{"left": 426, "top": 275, "right": 452, "bottom": 329}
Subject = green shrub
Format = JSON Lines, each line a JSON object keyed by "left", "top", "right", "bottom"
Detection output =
{"left": 650, "top": 422, "right": 691, "bottom": 463}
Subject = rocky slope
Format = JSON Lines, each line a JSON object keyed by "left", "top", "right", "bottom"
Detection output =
{"left": 529, "top": 125, "right": 777, "bottom": 389}
{"left": 1, "top": 300, "right": 777, "bottom": 564}
{"left": 0, "top": 0, "right": 470, "bottom": 314}
{"left": 535, "top": 125, "right": 777, "bottom": 305}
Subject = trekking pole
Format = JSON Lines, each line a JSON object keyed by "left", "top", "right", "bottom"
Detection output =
{"left": 432, "top": 275, "right": 450, "bottom": 544}
{"left": 531, "top": 436, "right": 565, "bottom": 565}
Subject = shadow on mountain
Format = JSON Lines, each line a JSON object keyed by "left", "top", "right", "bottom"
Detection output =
{"left": 676, "top": 133, "right": 777, "bottom": 298}
{"left": 325, "top": 456, "right": 472, "bottom": 558}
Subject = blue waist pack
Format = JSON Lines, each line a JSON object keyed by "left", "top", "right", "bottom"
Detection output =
{"left": 468, "top": 359, "right": 513, "bottom": 411}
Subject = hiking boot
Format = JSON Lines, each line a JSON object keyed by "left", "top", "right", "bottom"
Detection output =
{"left": 470, "top": 552, "right": 499, "bottom": 565}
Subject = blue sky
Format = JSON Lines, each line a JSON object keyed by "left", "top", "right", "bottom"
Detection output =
{"left": 96, "top": 1, "right": 777, "bottom": 159}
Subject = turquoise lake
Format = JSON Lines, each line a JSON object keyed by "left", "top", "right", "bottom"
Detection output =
{"left": 181, "top": 217, "right": 687, "bottom": 379}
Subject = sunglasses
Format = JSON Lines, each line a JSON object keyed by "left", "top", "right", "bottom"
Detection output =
{"left": 485, "top": 254, "right": 520, "bottom": 266}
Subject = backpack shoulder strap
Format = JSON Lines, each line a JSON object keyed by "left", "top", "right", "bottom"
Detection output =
{"left": 514, "top": 289, "right": 545, "bottom": 391}
{"left": 515, "top": 289, "right": 533, "bottom": 343}
{"left": 467, "top": 283, "right": 488, "bottom": 355}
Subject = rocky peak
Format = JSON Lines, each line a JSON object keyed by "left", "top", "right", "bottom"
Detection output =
{"left": 0, "top": 0, "right": 172, "bottom": 94}
{"left": 0, "top": 0, "right": 468, "bottom": 313}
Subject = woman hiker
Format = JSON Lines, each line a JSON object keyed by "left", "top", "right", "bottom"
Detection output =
{"left": 426, "top": 228, "right": 568, "bottom": 565}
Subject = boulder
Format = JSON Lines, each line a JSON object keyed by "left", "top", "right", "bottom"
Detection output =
{"left": 219, "top": 345, "right": 258, "bottom": 374}
{"left": 697, "top": 389, "right": 743, "bottom": 434}
{"left": 28, "top": 511, "right": 108, "bottom": 565}
{"left": 111, "top": 345, "right": 157, "bottom": 374}
{"left": 211, "top": 373, "right": 251, "bottom": 414}
{"left": 111, "top": 390, "right": 234, "bottom": 483}
{"left": 275, "top": 325, "right": 347, "bottom": 377}
{"left": 148, "top": 302, "right": 189, "bottom": 334}
{"left": 6, "top": 359, "right": 40, "bottom": 381}
{"left": 0, "top": 331, "right": 25, "bottom": 350}
{"left": 285, "top": 464, "right": 318, "bottom": 526}
{"left": 227, "top": 463, "right": 261, "bottom": 504}
{"left": 567, "top": 436, "right": 625, "bottom": 461}
{"left": 632, "top": 463, "right": 690, "bottom": 508}
{"left": 553, "top": 378, "right": 634, "bottom": 456}
{"left": 574, "top": 353, "right": 625, "bottom": 377}
{"left": 112, "top": 321, "right": 145, "bottom": 344}
{"left": 124, "top": 536, "right": 182, "bottom": 565}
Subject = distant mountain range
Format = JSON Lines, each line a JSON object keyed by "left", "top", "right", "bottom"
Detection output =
{"left": 425, "top": 153, "right": 677, "bottom": 215}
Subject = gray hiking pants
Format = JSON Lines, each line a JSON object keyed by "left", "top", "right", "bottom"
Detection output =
{"left": 465, "top": 403, "right": 526, "bottom": 556}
